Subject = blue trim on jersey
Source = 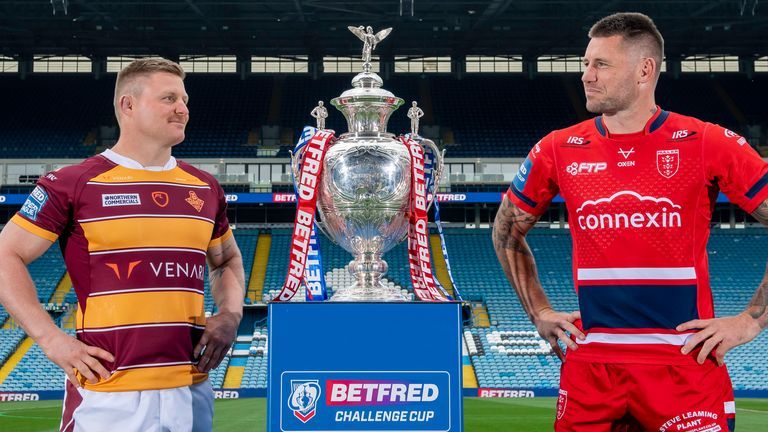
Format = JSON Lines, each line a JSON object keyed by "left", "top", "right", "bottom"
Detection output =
{"left": 594, "top": 117, "right": 606, "bottom": 136}
{"left": 578, "top": 284, "right": 698, "bottom": 330}
{"left": 510, "top": 185, "right": 538, "bottom": 208}
{"left": 648, "top": 110, "right": 670, "bottom": 133}
{"left": 746, "top": 172, "right": 768, "bottom": 200}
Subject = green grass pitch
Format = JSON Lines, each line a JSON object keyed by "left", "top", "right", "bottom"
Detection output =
{"left": 0, "top": 398, "right": 765, "bottom": 431}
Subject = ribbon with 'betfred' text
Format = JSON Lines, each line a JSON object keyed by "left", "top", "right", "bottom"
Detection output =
{"left": 291, "top": 126, "right": 328, "bottom": 301}
{"left": 401, "top": 136, "right": 448, "bottom": 302}
{"left": 276, "top": 129, "right": 335, "bottom": 301}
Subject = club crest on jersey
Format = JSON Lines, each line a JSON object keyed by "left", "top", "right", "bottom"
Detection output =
{"left": 557, "top": 389, "right": 568, "bottom": 420}
{"left": 656, "top": 149, "right": 679, "bottom": 179}
{"left": 185, "top": 191, "right": 205, "bottom": 212}
{"left": 288, "top": 380, "right": 321, "bottom": 423}
{"left": 152, "top": 191, "right": 169, "bottom": 208}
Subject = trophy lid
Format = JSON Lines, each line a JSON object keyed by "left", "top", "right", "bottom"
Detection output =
{"left": 331, "top": 26, "right": 403, "bottom": 135}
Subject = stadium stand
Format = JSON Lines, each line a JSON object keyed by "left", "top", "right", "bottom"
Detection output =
{"left": 2, "top": 75, "right": 763, "bottom": 162}
{"left": 0, "top": 329, "right": 26, "bottom": 366}
{"left": 241, "top": 326, "right": 269, "bottom": 389}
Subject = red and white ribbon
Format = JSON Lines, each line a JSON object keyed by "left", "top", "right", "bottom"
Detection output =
{"left": 275, "top": 129, "right": 335, "bottom": 301}
{"left": 402, "top": 136, "right": 449, "bottom": 302}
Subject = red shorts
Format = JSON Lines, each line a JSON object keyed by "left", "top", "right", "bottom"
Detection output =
{"left": 555, "top": 359, "right": 736, "bottom": 432}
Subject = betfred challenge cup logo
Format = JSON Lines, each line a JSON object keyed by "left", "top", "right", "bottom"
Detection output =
{"left": 288, "top": 380, "right": 321, "bottom": 423}
{"left": 657, "top": 149, "right": 679, "bottom": 179}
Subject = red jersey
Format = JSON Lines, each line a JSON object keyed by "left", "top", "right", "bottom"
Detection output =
{"left": 12, "top": 150, "right": 232, "bottom": 391}
{"left": 506, "top": 108, "right": 768, "bottom": 364}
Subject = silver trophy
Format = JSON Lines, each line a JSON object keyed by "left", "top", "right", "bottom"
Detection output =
{"left": 291, "top": 26, "right": 443, "bottom": 301}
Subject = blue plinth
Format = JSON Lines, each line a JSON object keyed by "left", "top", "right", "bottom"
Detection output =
{"left": 267, "top": 302, "right": 463, "bottom": 432}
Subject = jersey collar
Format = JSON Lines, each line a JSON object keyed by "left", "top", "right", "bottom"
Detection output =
{"left": 594, "top": 106, "right": 669, "bottom": 138}
{"left": 101, "top": 149, "right": 177, "bottom": 172}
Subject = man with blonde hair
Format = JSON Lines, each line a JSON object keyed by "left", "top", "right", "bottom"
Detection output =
{"left": 0, "top": 57, "right": 244, "bottom": 431}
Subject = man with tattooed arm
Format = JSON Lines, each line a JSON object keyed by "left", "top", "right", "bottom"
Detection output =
{"left": 492, "top": 12, "right": 768, "bottom": 432}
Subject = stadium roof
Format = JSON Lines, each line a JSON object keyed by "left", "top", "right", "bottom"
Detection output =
{"left": 1, "top": 1, "right": 766, "bottom": 58}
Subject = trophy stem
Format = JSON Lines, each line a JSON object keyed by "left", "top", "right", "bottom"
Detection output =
{"left": 330, "top": 253, "right": 407, "bottom": 301}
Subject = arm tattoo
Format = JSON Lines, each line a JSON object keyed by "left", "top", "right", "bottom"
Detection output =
{"left": 492, "top": 199, "right": 538, "bottom": 255}
{"left": 747, "top": 269, "right": 768, "bottom": 329}
{"left": 492, "top": 198, "right": 551, "bottom": 321}
{"left": 747, "top": 199, "right": 768, "bottom": 328}
{"left": 209, "top": 267, "right": 225, "bottom": 289}
{"left": 751, "top": 200, "right": 768, "bottom": 226}
{"left": 209, "top": 241, "right": 233, "bottom": 260}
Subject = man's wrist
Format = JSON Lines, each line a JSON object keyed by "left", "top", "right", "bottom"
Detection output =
{"left": 531, "top": 306, "right": 553, "bottom": 323}
{"left": 215, "top": 308, "right": 242, "bottom": 324}
{"left": 35, "top": 326, "right": 67, "bottom": 352}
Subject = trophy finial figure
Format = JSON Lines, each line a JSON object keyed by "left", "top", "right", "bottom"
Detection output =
{"left": 347, "top": 25, "right": 392, "bottom": 72}
{"left": 407, "top": 101, "right": 424, "bottom": 136}
{"left": 310, "top": 100, "right": 328, "bottom": 130}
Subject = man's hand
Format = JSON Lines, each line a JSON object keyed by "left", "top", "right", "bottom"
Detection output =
{"left": 534, "top": 308, "right": 585, "bottom": 361}
{"left": 194, "top": 311, "right": 239, "bottom": 373}
{"left": 38, "top": 330, "right": 114, "bottom": 388}
{"left": 677, "top": 312, "right": 762, "bottom": 365}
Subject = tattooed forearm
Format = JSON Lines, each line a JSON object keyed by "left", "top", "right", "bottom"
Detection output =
{"left": 209, "top": 267, "right": 225, "bottom": 289}
{"left": 746, "top": 199, "right": 768, "bottom": 329}
{"left": 208, "top": 241, "right": 233, "bottom": 259}
{"left": 751, "top": 200, "right": 768, "bottom": 226}
{"left": 746, "top": 261, "right": 768, "bottom": 329}
{"left": 492, "top": 198, "right": 551, "bottom": 321}
{"left": 492, "top": 198, "right": 538, "bottom": 255}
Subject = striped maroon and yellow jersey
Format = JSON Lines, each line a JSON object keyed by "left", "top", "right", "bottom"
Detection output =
{"left": 12, "top": 150, "right": 232, "bottom": 391}
{"left": 506, "top": 108, "right": 768, "bottom": 365}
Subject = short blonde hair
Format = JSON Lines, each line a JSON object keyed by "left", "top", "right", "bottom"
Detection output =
{"left": 113, "top": 57, "right": 185, "bottom": 120}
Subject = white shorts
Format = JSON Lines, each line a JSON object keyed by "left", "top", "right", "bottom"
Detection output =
{"left": 60, "top": 379, "right": 213, "bottom": 432}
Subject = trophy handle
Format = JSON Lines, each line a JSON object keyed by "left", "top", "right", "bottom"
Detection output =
{"left": 314, "top": 218, "right": 338, "bottom": 245}
{"left": 421, "top": 139, "right": 444, "bottom": 210}
{"left": 289, "top": 148, "right": 303, "bottom": 187}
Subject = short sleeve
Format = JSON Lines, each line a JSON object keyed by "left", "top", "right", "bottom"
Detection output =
{"left": 505, "top": 132, "right": 560, "bottom": 215}
{"left": 208, "top": 178, "right": 233, "bottom": 248}
{"left": 11, "top": 172, "right": 71, "bottom": 242}
{"left": 703, "top": 123, "right": 768, "bottom": 213}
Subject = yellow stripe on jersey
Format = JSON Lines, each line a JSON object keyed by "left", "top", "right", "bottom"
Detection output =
{"left": 83, "top": 291, "right": 206, "bottom": 329}
{"left": 79, "top": 364, "right": 208, "bottom": 392}
{"left": 81, "top": 217, "right": 213, "bottom": 252}
{"left": 88, "top": 165, "right": 209, "bottom": 186}
{"left": 208, "top": 227, "right": 233, "bottom": 249}
{"left": 10, "top": 214, "right": 58, "bottom": 242}
{"left": 76, "top": 305, "right": 84, "bottom": 330}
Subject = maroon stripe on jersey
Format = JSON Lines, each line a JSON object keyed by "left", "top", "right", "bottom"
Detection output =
{"left": 87, "top": 250, "right": 206, "bottom": 294}
{"left": 78, "top": 324, "right": 204, "bottom": 371}
{"left": 60, "top": 380, "right": 82, "bottom": 432}
{"left": 76, "top": 184, "right": 220, "bottom": 223}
